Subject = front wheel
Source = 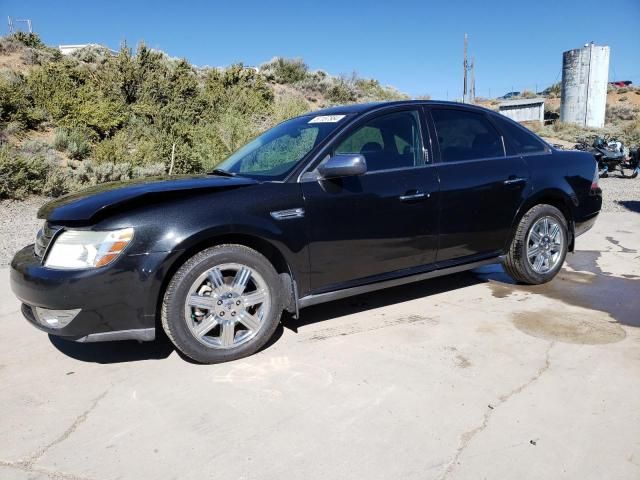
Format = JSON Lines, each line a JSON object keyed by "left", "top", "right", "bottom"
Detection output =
{"left": 161, "top": 245, "right": 284, "bottom": 363}
{"left": 503, "top": 204, "right": 568, "bottom": 285}
{"left": 621, "top": 166, "right": 639, "bottom": 179}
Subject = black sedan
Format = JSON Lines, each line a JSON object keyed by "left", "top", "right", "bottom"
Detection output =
{"left": 10, "top": 101, "right": 602, "bottom": 363}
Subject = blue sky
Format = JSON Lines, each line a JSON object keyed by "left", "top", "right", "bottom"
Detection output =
{"left": 3, "top": 0, "right": 639, "bottom": 99}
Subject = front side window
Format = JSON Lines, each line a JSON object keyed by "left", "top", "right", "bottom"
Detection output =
{"left": 431, "top": 109, "right": 504, "bottom": 162}
{"left": 217, "top": 115, "right": 347, "bottom": 179}
{"left": 491, "top": 114, "right": 548, "bottom": 155}
{"left": 333, "top": 110, "right": 423, "bottom": 172}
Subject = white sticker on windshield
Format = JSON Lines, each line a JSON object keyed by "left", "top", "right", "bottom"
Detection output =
{"left": 308, "top": 115, "right": 346, "bottom": 124}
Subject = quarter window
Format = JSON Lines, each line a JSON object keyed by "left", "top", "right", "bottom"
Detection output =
{"left": 492, "top": 114, "right": 547, "bottom": 155}
{"left": 334, "top": 110, "right": 423, "bottom": 172}
{"left": 431, "top": 109, "right": 504, "bottom": 162}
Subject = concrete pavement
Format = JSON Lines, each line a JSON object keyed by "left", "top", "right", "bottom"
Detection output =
{"left": 0, "top": 212, "right": 639, "bottom": 480}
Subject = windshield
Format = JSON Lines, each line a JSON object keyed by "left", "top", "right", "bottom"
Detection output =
{"left": 215, "top": 114, "right": 348, "bottom": 180}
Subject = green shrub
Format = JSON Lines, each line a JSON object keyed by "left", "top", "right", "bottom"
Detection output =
{"left": 271, "top": 95, "right": 310, "bottom": 124}
{"left": 71, "top": 45, "right": 111, "bottom": 64}
{"left": 2, "top": 121, "right": 24, "bottom": 137}
{"left": 260, "top": 57, "right": 308, "bottom": 84}
{"left": 53, "top": 128, "right": 69, "bottom": 150}
{"left": 43, "top": 166, "right": 70, "bottom": 197}
{"left": 547, "top": 82, "right": 561, "bottom": 97}
{"left": 53, "top": 128, "right": 92, "bottom": 159}
{"left": 0, "top": 71, "right": 44, "bottom": 129}
{"left": 326, "top": 77, "right": 357, "bottom": 103}
{"left": 20, "top": 139, "right": 62, "bottom": 164}
{"left": 132, "top": 163, "right": 165, "bottom": 178}
{"left": 621, "top": 119, "right": 640, "bottom": 146}
{"left": 354, "top": 78, "right": 408, "bottom": 101}
{"left": 0, "top": 145, "right": 48, "bottom": 199}
{"left": 92, "top": 131, "right": 131, "bottom": 164}
{"left": 68, "top": 160, "right": 131, "bottom": 185}
{"left": 606, "top": 104, "right": 639, "bottom": 122}
{"left": 295, "top": 70, "right": 331, "bottom": 94}
{"left": 10, "top": 32, "right": 45, "bottom": 49}
{"left": 67, "top": 133, "right": 92, "bottom": 160}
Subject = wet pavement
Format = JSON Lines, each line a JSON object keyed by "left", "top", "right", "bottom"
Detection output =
{"left": 0, "top": 212, "right": 638, "bottom": 480}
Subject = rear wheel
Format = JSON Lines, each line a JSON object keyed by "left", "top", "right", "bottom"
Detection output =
{"left": 503, "top": 204, "right": 568, "bottom": 285}
{"left": 161, "top": 245, "right": 284, "bottom": 363}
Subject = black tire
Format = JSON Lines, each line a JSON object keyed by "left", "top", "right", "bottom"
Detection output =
{"left": 622, "top": 168, "right": 639, "bottom": 179}
{"left": 503, "top": 204, "right": 568, "bottom": 285}
{"left": 161, "top": 244, "right": 284, "bottom": 363}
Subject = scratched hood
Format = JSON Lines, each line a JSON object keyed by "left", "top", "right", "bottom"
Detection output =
{"left": 39, "top": 174, "right": 257, "bottom": 223}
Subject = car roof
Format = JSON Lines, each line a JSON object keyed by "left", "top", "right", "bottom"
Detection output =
{"left": 303, "top": 100, "right": 496, "bottom": 117}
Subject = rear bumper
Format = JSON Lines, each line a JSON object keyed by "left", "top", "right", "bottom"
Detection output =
{"left": 575, "top": 211, "right": 599, "bottom": 238}
{"left": 10, "top": 245, "right": 180, "bottom": 341}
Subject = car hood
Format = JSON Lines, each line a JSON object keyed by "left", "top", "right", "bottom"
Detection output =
{"left": 39, "top": 174, "right": 258, "bottom": 223}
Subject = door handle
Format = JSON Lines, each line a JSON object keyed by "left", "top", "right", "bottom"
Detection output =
{"left": 399, "top": 191, "right": 430, "bottom": 202}
{"left": 503, "top": 177, "right": 526, "bottom": 185}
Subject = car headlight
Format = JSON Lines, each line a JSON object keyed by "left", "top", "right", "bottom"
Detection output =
{"left": 45, "top": 228, "right": 134, "bottom": 269}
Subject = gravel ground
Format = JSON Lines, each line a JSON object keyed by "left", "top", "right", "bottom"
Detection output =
{"left": 0, "top": 196, "right": 49, "bottom": 266}
{"left": 598, "top": 174, "right": 640, "bottom": 212}
{"left": 0, "top": 177, "right": 638, "bottom": 266}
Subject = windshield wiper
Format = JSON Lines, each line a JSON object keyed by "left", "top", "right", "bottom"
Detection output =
{"left": 209, "top": 168, "right": 236, "bottom": 177}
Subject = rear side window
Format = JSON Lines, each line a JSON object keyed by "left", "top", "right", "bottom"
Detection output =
{"left": 492, "top": 114, "right": 547, "bottom": 155}
{"left": 431, "top": 109, "right": 504, "bottom": 162}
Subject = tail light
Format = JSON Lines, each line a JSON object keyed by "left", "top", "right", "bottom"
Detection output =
{"left": 590, "top": 160, "right": 601, "bottom": 195}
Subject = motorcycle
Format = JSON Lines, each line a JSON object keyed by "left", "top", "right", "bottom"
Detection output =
{"left": 574, "top": 135, "right": 638, "bottom": 178}
{"left": 626, "top": 147, "right": 640, "bottom": 179}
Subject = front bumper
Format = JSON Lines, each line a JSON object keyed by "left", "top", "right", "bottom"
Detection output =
{"left": 10, "top": 245, "right": 180, "bottom": 342}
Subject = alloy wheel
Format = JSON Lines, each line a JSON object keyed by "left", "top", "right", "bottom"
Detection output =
{"left": 184, "top": 263, "right": 271, "bottom": 349}
{"left": 526, "top": 216, "right": 564, "bottom": 274}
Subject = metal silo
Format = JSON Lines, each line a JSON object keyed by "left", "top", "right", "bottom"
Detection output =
{"left": 560, "top": 43, "right": 610, "bottom": 128}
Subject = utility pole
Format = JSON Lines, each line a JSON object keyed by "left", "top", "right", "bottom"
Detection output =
{"left": 463, "top": 33, "right": 468, "bottom": 103}
{"left": 470, "top": 56, "right": 476, "bottom": 103}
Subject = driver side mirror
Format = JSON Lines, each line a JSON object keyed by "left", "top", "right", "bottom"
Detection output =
{"left": 318, "top": 154, "right": 367, "bottom": 179}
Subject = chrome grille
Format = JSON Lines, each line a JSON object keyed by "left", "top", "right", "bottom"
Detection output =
{"left": 34, "top": 223, "right": 62, "bottom": 258}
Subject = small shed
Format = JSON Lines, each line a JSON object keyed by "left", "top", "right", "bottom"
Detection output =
{"left": 497, "top": 98, "right": 545, "bottom": 124}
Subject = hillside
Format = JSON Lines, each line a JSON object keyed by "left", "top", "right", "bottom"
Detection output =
{"left": 0, "top": 33, "right": 407, "bottom": 199}
{"left": 1, "top": 33, "right": 639, "bottom": 202}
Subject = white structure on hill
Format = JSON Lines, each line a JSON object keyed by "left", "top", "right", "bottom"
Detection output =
{"left": 59, "top": 44, "right": 118, "bottom": 56}
{"left": 560, "top": 43, "right": 610, "bottom": 128}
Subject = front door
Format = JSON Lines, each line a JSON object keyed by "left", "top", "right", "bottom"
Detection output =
{"left": 301, "top": 109, "right": 439, "bottom": 293}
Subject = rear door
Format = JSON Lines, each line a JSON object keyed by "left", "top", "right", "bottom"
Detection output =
{"left": 427, "top": 106, "right": 529, "bottom": 263}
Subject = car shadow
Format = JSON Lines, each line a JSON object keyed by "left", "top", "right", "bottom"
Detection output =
{"left": 617, "top": 200, "right": 640, "bottom": 213}
{"left": 283, "top": 271, "right": 485, "bottom": 332}
{"left": 48, "top": 270, "right": 484, "bottom": 364}
{"left": 49, "top": 317, "right": 286, "bottom": 365}
{"left": 49, "top": 332, "right": 175, "bottom": 364}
